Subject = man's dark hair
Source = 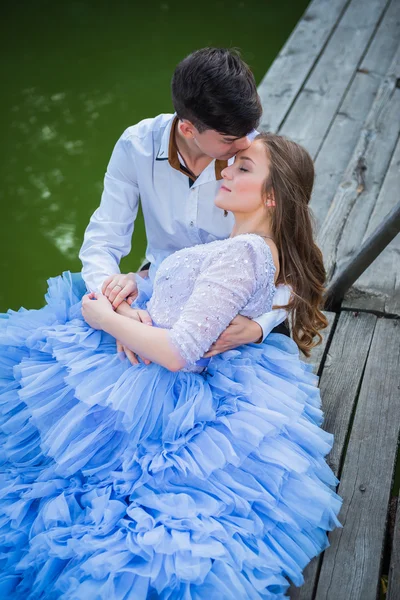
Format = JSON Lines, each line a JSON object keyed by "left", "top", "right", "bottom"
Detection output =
{"left": 171, "top": 47, "right": 262, "bottom": 138}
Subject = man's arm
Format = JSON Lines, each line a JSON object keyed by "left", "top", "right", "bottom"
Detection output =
{"left": 79, "top": 132, "right": 140, "bottom": 292}
{"left": 253, "top": 284, "right": 291, "bottom": 341}
{"left": 203, "top": 284, "right": 291, "bottom": 357}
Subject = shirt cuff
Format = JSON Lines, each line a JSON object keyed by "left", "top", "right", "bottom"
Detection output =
{"left": 253, "top": 308, "right": 287, "bottom": 342}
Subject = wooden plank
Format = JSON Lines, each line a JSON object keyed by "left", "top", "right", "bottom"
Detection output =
{"left": 258, "top": 0, "right": 350, "bottom": 132}
{"left": 387, "top": 498, "right": 400, "bottom": 600}
{"left": 310, "top": 0, "right": 400, "bottom": 228}
{"left": 303, "top": 311, "right": 336, "bottom": 374}
{"left": 317, "top": 45, "right": 400, "bottom": 281}
{"left": 319, "top": 311, "right": 377, "bottom": 474}
{"left": 280, "top": 0, "right": 388, "bottom": 157}
{"left": 289, "top": 311, "right": 377, "bottom": 599}
{"left": 289, "top": 558, "right": 318, "bottom": 600}
{"left": 342, "top": 138, "right": 400, "bottom": 315}
{"left": 315, "top": 318, "right": 400, "bottom": 600}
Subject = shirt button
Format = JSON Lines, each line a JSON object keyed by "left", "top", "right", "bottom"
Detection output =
{"left": 190, "top": 221, "right": 194, "bottom": 226}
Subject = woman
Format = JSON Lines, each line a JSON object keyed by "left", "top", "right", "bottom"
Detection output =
{"left": 0, "top": 134, "right": 341, "bottom": 599}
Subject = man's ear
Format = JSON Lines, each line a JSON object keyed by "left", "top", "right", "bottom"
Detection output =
{"left": 179, "top": 120, "right": 196, "bottom": 139}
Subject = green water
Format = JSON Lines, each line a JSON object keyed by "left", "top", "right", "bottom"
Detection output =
{"left": 0, "top": 0, "right": 309, "bottom": 311}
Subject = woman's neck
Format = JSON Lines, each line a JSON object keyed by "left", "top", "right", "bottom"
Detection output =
{"left": 230, "top": 213, "right": 274, "bottom": 241}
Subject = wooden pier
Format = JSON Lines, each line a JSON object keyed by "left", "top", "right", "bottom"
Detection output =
{"left": 258, "top": 0, "right": 400, "bottom": 598}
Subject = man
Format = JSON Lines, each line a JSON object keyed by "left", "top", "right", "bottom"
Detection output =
{"left": 80, "top": 47, "right": 288, "bottom": 363}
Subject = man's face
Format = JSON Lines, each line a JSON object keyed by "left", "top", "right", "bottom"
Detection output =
{"left": 192, "top": 127, "right": 252, "bottom": 161}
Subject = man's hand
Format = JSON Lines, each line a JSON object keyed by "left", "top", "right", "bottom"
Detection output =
{"left": 203, "top": 315, "right": 263, "bottom": 358}
{"left": 102, "top": 272, "right": 138, "bottom": 309}
{"left": 115, "top": 302, "right": 153, "bottom": 366}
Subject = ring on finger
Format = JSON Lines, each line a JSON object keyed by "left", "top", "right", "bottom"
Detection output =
{"left": 114, "top": 284, "right": 123, "bottom": 289}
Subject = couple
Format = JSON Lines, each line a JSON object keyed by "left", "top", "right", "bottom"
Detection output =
{"left": 0, "top": 48, "right": 342, "bottom": 599}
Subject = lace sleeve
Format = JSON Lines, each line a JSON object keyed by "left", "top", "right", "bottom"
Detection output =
{"left": 168, "top": 235, "right": 275, "bottom": 365}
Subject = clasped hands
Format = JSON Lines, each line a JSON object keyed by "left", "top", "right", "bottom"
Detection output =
{"left": 99, "top": 272, "right": 263, "bottom": 366}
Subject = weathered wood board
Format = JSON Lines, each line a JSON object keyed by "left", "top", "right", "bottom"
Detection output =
{"left": 310, "top": 0, "right": 400, "bottom": 229}
{"left": 317, "top": 45, "right": 400, "bottom": 281}
{"left": 342, "top": 138, "right": 400, "bottom": 316}
{"left": 319, "top": 311, "right": 377, "bottom": 475}
{"left": 303, "top": 311, "right": 336, "bottom": 374}
{"left": 279, "top": 0, "right": 388, "bottom": 157}
{"left": 258, "top": 0, "right": 350, "bottom": 133}
{"left": 289, "top": 311, "right": 377, "bottom": 600}
{"left": 314, "top": 318, "right": 400, "bottom": 600}
{"left": 387, "top": 498, "right": 400, "bottom": 600}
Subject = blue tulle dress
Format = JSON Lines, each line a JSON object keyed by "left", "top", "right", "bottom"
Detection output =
{"left": 0, "top": 234, "right": 342, "bottom": 599}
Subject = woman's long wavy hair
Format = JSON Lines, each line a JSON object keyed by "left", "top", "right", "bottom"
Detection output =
{"left": 256, "top": 132, "right": 327, "bottom": 356}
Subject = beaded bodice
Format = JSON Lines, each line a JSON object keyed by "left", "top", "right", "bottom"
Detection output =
{"left": 146, "top": 234, "right": 276, "bottom": 368}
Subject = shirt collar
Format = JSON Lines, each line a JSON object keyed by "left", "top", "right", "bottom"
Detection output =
{"left": 214, "top": 159, "right": 227, "bottom": 180}
{"left": 168, "top": 116, "right": 183, "bottom": 172}
{"left": 156, "top": 115, "right": 175, "bottom": 161}
{"left": 156, "top": 114, "right": 227, "bottom": 181}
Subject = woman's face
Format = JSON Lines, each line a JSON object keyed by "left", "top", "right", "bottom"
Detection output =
{"left": 214, "top": 139, "right": 271, "bottom": 214}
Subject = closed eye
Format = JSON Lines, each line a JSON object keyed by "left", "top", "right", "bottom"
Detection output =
{"left": 239, "top": 167, "right": 249, "bottom": 172}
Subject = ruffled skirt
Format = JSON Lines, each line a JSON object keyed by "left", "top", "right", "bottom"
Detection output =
{"left": 0, "top": 273, "right": 342, "bottom": 599}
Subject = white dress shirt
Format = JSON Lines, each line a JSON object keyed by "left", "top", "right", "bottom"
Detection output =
{"left": 79, "top": 113, "right": 289, "bottom": 339}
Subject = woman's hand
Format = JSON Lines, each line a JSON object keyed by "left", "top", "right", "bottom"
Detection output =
{"left": 81, "top": 292, "right": 114, "bottom": 330}
{"left": 82, "top": 294, "right": 154, "bottom": 367}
